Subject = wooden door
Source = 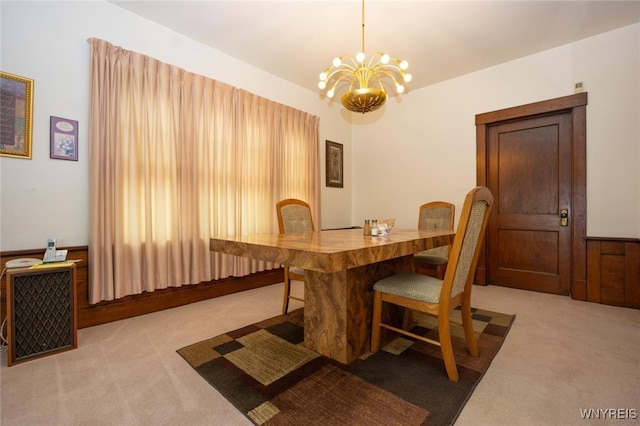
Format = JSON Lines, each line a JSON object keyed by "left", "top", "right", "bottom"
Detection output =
{"left": 487, "top": 113, "right": 571, "bottom": 294}
{"left": 476, "top": 93, "right": 588, "bottom": 299}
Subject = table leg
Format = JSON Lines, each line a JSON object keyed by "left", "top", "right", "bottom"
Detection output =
{"left": 303, "top": 255, "right": 413, "bottom": 364}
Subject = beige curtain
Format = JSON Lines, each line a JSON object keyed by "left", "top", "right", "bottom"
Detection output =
{"left": 87, "top": 38, "right": 320, "bottom": 304}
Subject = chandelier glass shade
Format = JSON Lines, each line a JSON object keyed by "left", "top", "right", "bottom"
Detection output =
{"left": 318, "top": 0, "right": 412, "bottom": 114}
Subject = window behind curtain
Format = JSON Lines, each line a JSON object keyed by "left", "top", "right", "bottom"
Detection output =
{"left": 87, "top": 38, "right": 319, "bottom": 304}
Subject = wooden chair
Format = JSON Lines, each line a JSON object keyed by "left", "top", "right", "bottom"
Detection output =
{"left": 371, "top": 187, "right": 493, "bottom": 382}
{"left": 276, "top": 198, "right": 315, "bottom": 314}
{"left": 414, "top": 201, "right": 455, "bottom": 279}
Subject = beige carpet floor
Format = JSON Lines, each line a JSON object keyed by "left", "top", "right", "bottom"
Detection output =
{"left": 1, "top": 282, "right": 639, "bottom": 425}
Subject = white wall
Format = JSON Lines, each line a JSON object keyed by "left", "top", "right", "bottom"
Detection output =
{"left": 0, "top": 1, "right": 353, "bottom": 251}
{"left": 1, "top": 2, "right": 638, "bottom": 252}
{"left": 351, "top": 23, "right": 640, "bottom": 239}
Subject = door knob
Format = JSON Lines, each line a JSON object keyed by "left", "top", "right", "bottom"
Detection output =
{"left": 560, "top": 209, "right": 569, "bottom": 226}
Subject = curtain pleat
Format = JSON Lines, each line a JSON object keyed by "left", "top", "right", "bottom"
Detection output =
{"left": 87, "top": 38, "right": 320, "bottom": 304}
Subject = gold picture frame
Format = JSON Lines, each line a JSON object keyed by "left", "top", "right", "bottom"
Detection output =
{"left": 1, "top": 71, "right": 34, "bottom": 159}
{"left": 326, "top": 140, "right": 343, "bottom": 188}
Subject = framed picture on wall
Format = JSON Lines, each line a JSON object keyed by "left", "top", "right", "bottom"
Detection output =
{"left": 50, "top": 116, "right": 78, "bottom": 161}
{"left": 0, "top": 71, "right": 34, "bottom": 159}
{"left": 326, "top": 140, "right": 343, "bottom": 188}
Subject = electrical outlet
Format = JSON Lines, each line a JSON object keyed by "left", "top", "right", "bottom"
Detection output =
{"left": 574, "top": 82, "right": 584, "bottom": 93}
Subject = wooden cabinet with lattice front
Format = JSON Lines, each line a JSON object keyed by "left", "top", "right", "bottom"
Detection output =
{"left": 5, "top": 264, "right": 77, "bottom": 365}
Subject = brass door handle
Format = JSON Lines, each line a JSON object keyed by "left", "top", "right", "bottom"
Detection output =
{"left": 560, "top": 209, "right": 569, "bottom": 227}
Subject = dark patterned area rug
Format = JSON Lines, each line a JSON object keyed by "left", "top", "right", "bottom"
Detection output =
{"left": 177, "top": 307, "right": 515, "bottom": 426}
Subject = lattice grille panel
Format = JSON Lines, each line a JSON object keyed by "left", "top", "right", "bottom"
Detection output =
{"left": 11, "top": 269, "right": 74, "bottom": 362}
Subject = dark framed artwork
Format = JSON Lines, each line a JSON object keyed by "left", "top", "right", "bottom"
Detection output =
{"left": 326, "top": 140, "right": 343, "bottom": 188}
{"left": 0, "top": 71, "right": 34, "bottom": 159}
{"left": 50, "top": 116, "right": 78, "bottom": 161}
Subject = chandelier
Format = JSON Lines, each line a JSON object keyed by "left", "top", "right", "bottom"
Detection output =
{"left": 318, "top": 0, "right": 412, "bottom": 114}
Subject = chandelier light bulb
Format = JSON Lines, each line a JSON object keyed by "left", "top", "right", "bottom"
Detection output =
{"left": 317, "top": 0, "right": 412, "bottom": 113}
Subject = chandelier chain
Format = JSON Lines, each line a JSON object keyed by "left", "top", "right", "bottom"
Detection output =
{"left": 361, "top": 0, "right": 365, "bottom": 55}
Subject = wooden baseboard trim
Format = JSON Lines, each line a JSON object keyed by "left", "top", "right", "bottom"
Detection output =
{"left": 77, "top": 269, "right": 283, "bottom": 328}
{"left": 2, "top": 246, "right": 283, "bottom": 329}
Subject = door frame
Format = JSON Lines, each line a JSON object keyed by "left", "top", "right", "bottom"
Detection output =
{"left": 475, "top": 93, "right": 588, "bottom": 300}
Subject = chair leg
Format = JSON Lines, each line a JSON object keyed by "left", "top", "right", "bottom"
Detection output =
{"left": 438, "top": 314, "right": 459, "bottom": 382}
{"left": 401, "top": 307, "right": 413, "bottom": 330}
{"left": 371, "top": 292, "right": 383, "bottom": 352}
{"left": 282, "top": 269, "right": 291, "bottom": 314}
{"left": 461, "top": 299, "right": 478, "bottom": 357}
{"left": 436, "top": 263, "right": 446, "bottom": 280}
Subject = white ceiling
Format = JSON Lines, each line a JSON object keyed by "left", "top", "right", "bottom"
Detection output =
{"left": 110, "top": 1, "right": 640, "bottom": 93}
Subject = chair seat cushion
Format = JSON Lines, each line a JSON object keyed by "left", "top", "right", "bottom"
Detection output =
{"left": 373, "top": 272, "right": 443, "bottom": 303}
{"left": 289, "top": 266, "right": 304, "bottom": 276}
{"left": 413, "top": 252, "right": 448, "bottom": 265}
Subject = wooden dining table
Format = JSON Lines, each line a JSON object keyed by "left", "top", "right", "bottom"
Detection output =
{"left": 210, "top": 228, "right": 455, "bottom": 364}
